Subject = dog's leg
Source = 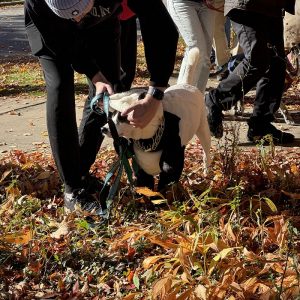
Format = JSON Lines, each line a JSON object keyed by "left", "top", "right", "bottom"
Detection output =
{"left": 135, "top": 168, "right": 155, "bottom": 190}
{"left": 157, "top": 146, "right": 185, "bottom": 191}
{"left": 195, "top": 117, "right": 211, "bottom": 173}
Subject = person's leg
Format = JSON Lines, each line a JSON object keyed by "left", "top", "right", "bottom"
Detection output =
{"left": 39, "top": 57, "right": 81, "bottom": 193}
{"left": 120, "top": 16, "right": 137, "bottom": 91}
{"left": 247, "top": 16, "right": 294, "bottom": 143}
{"left": 196, "top": 2, "right": 216, "bottom": 91}
{"left": 213, "top": 11, "right": 230, "bottom": 67}
{"left": 79, "top": 17, "right": 122, "bottom": 178}
{"left": 205, "top": 10, "right": 271, "bottom": 138}
{"left": 167, "top": 0, "right": 214, "bottom": 92}
{"left": 253, "top": 16, "right": 286, "bottom": 120}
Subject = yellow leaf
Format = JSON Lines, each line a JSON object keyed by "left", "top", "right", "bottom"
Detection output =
{"left": 143, "top": 255, "right": 166, "bottom": 269}
{"left": 213, "top": 247, "right": 236, "bottom": 261}
{"left": 151, "top": 199, "right": 167, "bottom": 205}
{"left": 263, "top": 197, "right": 277, "bottom": 212}
{"left": 1, "top": 230, "right": 32, "bottom": 245}
{"left": 135, "top": 187, "right": 164, "bottom": 198}
{"left": 208, "top": 247, "right": 240, "bottom": 275}
{"left": 290, "top": 164, "right": 299, "bottom": 175}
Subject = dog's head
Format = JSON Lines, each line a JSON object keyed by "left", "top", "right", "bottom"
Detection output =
{"left": 101, "top": 89, "right": 164, "bottom": 140}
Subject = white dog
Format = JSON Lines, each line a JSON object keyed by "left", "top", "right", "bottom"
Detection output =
{"left": 102, "top": 82, "right": 211, "bottom": 190}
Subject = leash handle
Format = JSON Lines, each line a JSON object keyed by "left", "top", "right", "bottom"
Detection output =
{"left": 90, "top": 92, "right": 105, "bottom": 115}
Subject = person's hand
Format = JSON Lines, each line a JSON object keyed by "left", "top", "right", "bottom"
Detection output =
{"left": 121, "top": 93, "right": 161, "bottom": 128}
{"left": 92, "top": 71, "right": 114, "bottom": 95}
{"left": 91, "top": 72, "right": 113, "bottom": 109}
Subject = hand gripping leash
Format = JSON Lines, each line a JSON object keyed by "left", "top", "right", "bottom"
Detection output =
{"left": 90, "top": 92, "right": 138, "bottom": 217}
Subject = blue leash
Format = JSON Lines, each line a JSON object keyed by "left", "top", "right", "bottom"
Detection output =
{"left": 90, "top": 92, "right": 137, "bottom": 216}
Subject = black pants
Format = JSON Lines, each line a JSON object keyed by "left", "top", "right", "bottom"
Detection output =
{"left": 39, "top": 18, "right": 121, "bottom": 193}
{"left": 120, "top": 16, "right": 137, "bottom": 91}
{"left": 207, "top": 10, "right": 286, "bottom": 122}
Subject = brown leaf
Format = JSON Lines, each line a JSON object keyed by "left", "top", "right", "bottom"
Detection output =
{"left": 281, "top": 190, "right": 300, "bottom": 200}
{"left": 122, "top": 293, "right": 139, "bottom": 300}
{"left": 143, "top": 255, "right": 167, "bottom": 269}
{"left": 36, "top": 171, "right": 51, "bottom": 180}
{"left": 152, "top": 276, "right": 172, "bottom": 300}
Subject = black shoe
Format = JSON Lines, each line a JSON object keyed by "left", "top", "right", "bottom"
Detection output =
{"left": 64, "top": 188, "right": 106, "bottom": 215}
{"left": 205, "top": 94, "right": 224, "bottom": 138}
{"left": 247, "top": 122, "right": 295, "bottom": 144}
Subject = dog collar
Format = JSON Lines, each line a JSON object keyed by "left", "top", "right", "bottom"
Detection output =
{"left": 134, "top": 117, "right": 165, "bottom": 152}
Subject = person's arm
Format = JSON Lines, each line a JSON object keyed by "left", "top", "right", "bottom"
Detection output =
{"left": 128, "top": 0, "right": 178, "bottom": 88}
{"left": 121, "top": 0, "right": 178, "bottom": 128}
{"left": 25, "top": 0, "right": 102, "bottom": 81}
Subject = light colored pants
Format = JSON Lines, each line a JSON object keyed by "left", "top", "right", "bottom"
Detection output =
{"left": 167, "top": 0, "right": 216, "bottom": 92}
{"left": 213, "top": 11, "right": 231, "bottom": 67}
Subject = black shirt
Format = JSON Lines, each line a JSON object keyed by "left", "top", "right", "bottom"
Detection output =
{"left": 24, "top": 0, "right": 178, "bottom": 86}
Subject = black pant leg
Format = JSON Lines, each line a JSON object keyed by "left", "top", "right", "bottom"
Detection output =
{"left": 253, "top": 16, "right": 286, "bottom": 121}
{"left": 120, "top": 16, "right": 137, "bottom": 91}
{"left": 78, "top": 79, "right": 107, "bottom": 177}
{"left": 39, "top": 57, "right": 82, "bottom": 193}
{"left": 207, "top": 10, "right": 271, "bottom": 111}
{"left": 78, "top": 17, "right": 122, "bottom": 176}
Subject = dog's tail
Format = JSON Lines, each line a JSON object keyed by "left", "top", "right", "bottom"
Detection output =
{"left": 178, "top": 47, "right": 200, "bottom": 85}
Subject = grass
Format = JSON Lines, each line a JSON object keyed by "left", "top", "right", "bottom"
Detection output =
{"left": 0, "top": 38, "right": 185, "bottom": 99}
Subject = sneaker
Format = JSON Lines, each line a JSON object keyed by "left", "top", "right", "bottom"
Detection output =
{"left": 64, "top": 188, "right": 106, "bottom": 215}
{"left": 247, "top": 122, "right": 295, "bottom": 144}
{"left": 205, "top": 94, "right": 224, "bottom": 138}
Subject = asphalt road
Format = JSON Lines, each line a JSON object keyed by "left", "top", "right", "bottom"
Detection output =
{"left": 0, "top": 4, "right": 31, "bottom": 58}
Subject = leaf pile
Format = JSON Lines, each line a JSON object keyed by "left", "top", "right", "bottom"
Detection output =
{"left": 1, "top": 139, "right": 300, "bottom": 299}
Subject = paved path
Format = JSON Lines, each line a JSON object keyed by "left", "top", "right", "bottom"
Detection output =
{"left": 0, "top": 5, "right": 300, "bottom": 156}
{"left": 0, "top": 4, "right": 31, "bottom": 58}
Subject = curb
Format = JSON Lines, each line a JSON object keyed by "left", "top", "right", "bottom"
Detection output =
{"left": 0, "top": 1, "right": 24, "bottom": 7}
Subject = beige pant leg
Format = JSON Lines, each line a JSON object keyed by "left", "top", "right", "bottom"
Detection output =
{"left": 213, "top": 11, "right": 231, "bottom": 67}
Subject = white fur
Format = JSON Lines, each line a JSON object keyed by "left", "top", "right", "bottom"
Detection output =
{"left": 103, "top": 47, "right": 211, "bottom": 177}
{"left": 104, "top": 83, "right": 211, "bottom": 176}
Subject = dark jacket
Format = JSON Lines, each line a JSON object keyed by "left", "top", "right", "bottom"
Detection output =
{"left": 224, "top": 0, "right": 295, "bottom": 17}
{"left": 24, "top": 0, "right": 178, "bottom": 86}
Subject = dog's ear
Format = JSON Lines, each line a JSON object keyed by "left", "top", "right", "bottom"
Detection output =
{"left": 138, "top": 92, "right": 147, "bottom": 100}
